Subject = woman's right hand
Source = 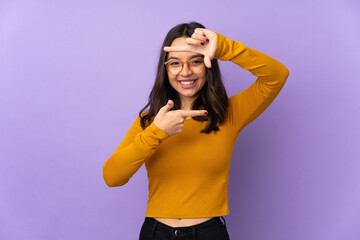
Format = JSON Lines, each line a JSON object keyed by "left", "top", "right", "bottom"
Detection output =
{"left": 153, "top": 100, "right": 208, "bottom": 136}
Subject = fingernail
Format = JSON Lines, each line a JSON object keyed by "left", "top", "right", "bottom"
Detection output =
{"left": 200, "top": 42, "right": 204, "bottom": 45}
{"left": 204, "top": 111, "right": 208, "bottom": 115}
{"left": 206, "top": 38, "right": 209, "bottom": 42}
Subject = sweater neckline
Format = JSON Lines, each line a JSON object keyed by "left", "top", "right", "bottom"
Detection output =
{"left": 184, "top": 117, "right": 209, "bottom": 122}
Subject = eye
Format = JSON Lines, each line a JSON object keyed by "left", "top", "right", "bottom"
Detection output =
{"left": 190, "top": 59, "right": 203, "bottom": 65}
{"left": 169, "top": 61, "right": 180, "bottom": 66}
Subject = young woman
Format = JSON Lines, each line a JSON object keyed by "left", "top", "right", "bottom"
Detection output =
{"left": 103, "top": 21, "right": 289, "bottom": 240}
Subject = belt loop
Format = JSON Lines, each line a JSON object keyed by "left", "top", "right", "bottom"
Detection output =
{"left": 192, "top": 225, "right": 196, "bottom": 240}
{"left": 220, "top": 216, "right": 227, "bottom": 228}
{"left": 171, "top": 228, "right": 176, "bottom": 240}
{"left": 152, "top": 220, "right": 158, "bottom": 238}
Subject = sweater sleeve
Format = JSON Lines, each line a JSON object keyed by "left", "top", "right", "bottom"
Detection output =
{"left": 214, "top": 32, "right": 290, "bottom": 133}
{"left": 103, "top": 115, "right": 170, "bottom": 187}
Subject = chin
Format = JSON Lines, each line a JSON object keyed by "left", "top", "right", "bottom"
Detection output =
{"left": 180, "top": 91, "right": 197, "bottom": 96}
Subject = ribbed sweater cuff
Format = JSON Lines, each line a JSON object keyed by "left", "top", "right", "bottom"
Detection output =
{"left": 148, "top": 122, "right": 170, "bottom": 141}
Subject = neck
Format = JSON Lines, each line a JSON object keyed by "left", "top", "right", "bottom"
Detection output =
{"left": 180, "top": 94, "right": 199, "bottom": 110}
{"left": 181, "top": 100, "right": 193, "bottom": 110}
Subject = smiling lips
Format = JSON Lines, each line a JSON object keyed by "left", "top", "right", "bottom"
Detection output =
{"left": 178, "top": 79, "right": 196, "bottom": 82}
{"left": 178, "top": 79, "right": 197, "bottom": 89}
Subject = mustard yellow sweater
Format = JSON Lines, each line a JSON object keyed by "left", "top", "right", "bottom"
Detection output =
{"left": 103, "top": 32, "right": 289, "bottom": 218}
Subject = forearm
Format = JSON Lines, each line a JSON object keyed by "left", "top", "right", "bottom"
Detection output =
{"left": 103, "top": 121, "right": 169, "bottom": 187}
{"left": 215, "top": 32, "right": 289, "bottom": 91}
{"left": 215, "top": 32, "right": 290, "bottom": 132}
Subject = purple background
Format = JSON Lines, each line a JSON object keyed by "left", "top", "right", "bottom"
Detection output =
{"left": 1, "top": 0, "right": 359, "bottom": 239}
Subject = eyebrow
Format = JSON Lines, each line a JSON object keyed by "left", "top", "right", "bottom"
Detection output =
{"left": 167, "top": 54, "right": 204, "bottom": 60}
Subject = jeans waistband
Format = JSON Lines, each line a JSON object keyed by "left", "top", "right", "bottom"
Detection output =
{"left": 144, "top": 216, "right": 226, "bottom": 232}
{"left": 144, "top": 216, "right": 227, "bottom": 240}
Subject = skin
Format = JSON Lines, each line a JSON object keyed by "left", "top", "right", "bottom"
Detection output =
{"left": 153, "top": 28, "right": 218, "bottom": 227}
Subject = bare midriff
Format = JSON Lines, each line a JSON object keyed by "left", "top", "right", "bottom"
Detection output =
{"left": 154, "top": 217, "right": 213, "bottom": 227}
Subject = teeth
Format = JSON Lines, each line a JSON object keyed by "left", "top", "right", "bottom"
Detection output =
{"left": 180, "top": 80, "right": 195, "bottom": 85}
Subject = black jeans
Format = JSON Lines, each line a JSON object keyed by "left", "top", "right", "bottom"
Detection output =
{"left": 139, "top": 216, "right": 230, "bottom": 240}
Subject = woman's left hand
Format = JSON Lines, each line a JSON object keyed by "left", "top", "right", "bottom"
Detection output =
{"left": 163, "top": 28, "right": 217, "bottom": 68}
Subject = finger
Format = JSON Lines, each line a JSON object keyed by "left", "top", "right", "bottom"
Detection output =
{"left": 163, "top": 45, "right": 193, "bottom": 52}
{"left": 191, "top": 32, "right": 207, "bottom": 42}
{"left": 204, "top": 56, "right": 212, "bottom": 68}
{"left": 178, "top": 109, "right": 208, "bottom": 118}
{"left": 160, "top": 99, "right": 174, "bottom": 113}
{"left": 186, "top": 37, "right": 205, "bottom": 46}
{"left": 197, "top": 28, "right": 215, "bottom": 41}
{"left": 194, "top": 28, "right": 205, "bottom": 36}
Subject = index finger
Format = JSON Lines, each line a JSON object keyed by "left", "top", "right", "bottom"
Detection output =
{"left": 163, "top": 46, "right": 192, "bottom": 52}
{"left": 178, "top": 109, "right": 208, "bottom": 117}
{"left": 194, "top": 28, "right": 205, "bottom": 36}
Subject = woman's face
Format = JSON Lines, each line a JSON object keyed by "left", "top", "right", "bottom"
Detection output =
{"left": 166, "top": 37, "right": 207, "bottom": 108}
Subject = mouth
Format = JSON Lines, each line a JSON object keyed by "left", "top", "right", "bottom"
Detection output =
{"left": 178, "top": 79, "right": 197, "bottom": 89}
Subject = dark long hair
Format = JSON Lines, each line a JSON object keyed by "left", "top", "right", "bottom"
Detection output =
{"left": 139, "top": 21, "right": 229, "bottom": 134}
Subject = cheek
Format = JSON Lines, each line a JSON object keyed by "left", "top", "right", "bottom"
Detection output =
{"left": 167, "top": 75, "right": 175, "bottom": 83}
{"left": 168, "top": 78, "right": 178, "bottom": 88}
{"left": 200, "top": 75, "right": 207, "bottom": 85}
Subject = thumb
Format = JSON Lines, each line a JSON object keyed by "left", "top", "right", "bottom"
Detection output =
{"left": 162, "top": 99, "right": 174, "bottom": 112}
{"left": 204, "top": 56, "right": 212, "bottom": 68}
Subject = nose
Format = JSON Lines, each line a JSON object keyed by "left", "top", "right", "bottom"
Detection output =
{"left": 180, "top": 62, "right": 192, "bottom": 75}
